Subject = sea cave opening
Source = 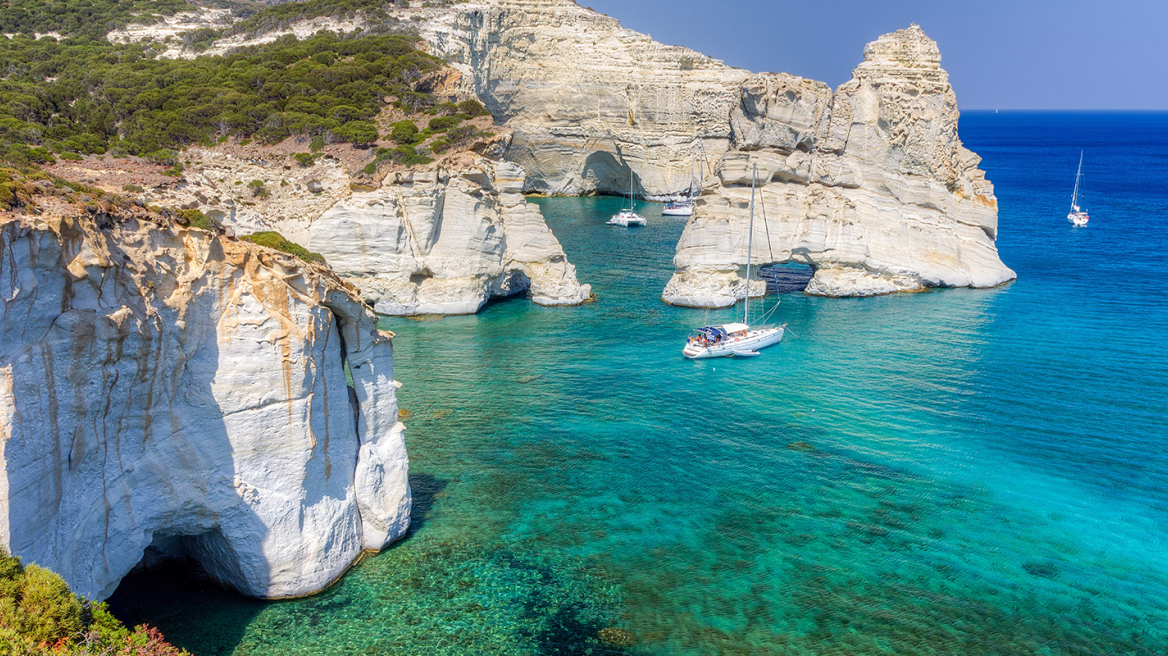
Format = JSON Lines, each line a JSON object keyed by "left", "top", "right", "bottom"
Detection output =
{"left": 105, "top": 531, "right": 265, "bottom": 653}
{"left": 757, "top": 262, "right": 814, "bottom": 294}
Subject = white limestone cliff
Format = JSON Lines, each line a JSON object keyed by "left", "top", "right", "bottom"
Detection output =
{"left": 662, "top": 26, "right": 1016, "bottom": 302}
{"left": 412, "top": 4, "right": 1012, "bottom": 299}
{"left": 417, "top": 0, "right": 749, "bottom": 199}
{"left": 0, "top": 211, "right": 410, "bottom": 600}
{"left": 308, "top": 160, "right": 591, "bottom": 315}
{"left": 148, "top": 151, "right": 590, "bottom": 316}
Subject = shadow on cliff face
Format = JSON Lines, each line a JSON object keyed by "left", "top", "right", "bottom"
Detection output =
{"left": 582, "top": 150, "right": 640, "bottom": 198}
{"left": 1, "top": 222, "right": 278, "bottom": 652}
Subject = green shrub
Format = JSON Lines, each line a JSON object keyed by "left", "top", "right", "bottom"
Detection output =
{"left": 145, "top": 150, "right": 177, "bottom": 166}
{"left": 388, "top": 145, "right": 433, "bottom": 166}
{"left": 178, "top": 208, "right": 215, "bottom": 231}
{"left": 122, "top": 184, "right": 145, "bottom": 193}
{"left": 457, "top": 99, "right": 491, "bottom": 117}
{"left": 60, "top": 151, "right": 83, "bottom": 161}
{"left": 309, "top": 136, "right": 326, "bottom": 152}
{"left": 241, "top": 231, "right": 326, "bottom": 264}
{"left": 294, "top": 152, "right": 319, "bottom": 167}
{"left": 361, "top": 162, "right": 377, "bottom": 175}
{"left": 390, "top": 120, "right": 419, "bottom": 144}
{"left": 0, "top": 548, "right": 79, "bottom": 646}
{"left": 427, "top": 115, "right": 461, "bottom": 132}
{"left": 334, "top": 120, "right": 379, "bottom": 146}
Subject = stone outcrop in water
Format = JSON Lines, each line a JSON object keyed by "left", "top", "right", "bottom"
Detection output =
{"left": 662, "top": 26, "right": 1016, "bottom": 302}
{"left": 308, "top": 159, "right": 591, "bottom": 315}
{"left": 135, "top": 150, "right": 589, "bottom": 316}
{"left": 0, "top": 208, "right": 409, "bottom": 600}
{"left": 415, "top": 5, "right": 1012, "bottom": 299}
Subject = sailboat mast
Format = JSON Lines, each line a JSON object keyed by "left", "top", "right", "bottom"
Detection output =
{"left": 1072, "top": 151, "right": 1083, "bottom": 210}
{"left": 745, "top": 163, "right": 756, "bottom": 325}
{"left": 629, "top": 164, "right": 635, "bottom": 210}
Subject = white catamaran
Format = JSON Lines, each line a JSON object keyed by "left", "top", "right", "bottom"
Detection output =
{"left": 682, "top": 163, "right": 785, "bottom": 359}
{"left": 1068, "top": 151, "right": 1089, "bottom": 227}
{"left": 663, "top": 139, "right": 707, "bottom": 217}
{"left": 608, "top": 167, "right": 647, "bottom": 227}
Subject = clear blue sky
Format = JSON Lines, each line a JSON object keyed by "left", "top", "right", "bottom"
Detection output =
{"left": 582, "top": 0, "right": 1168, "bottom": 110}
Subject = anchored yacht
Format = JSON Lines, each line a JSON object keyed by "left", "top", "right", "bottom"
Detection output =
{"left": 608, "top": 168, "right": 646, "bottom": 226}
{"left": 682, "top": 163, "right": 785, "bottom": 359}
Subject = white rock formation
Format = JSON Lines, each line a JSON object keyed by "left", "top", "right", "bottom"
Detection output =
{"left": 308, "top": 160, "right": 591, "bottom": 315}
{"left": 663, "top": 26, "right": 1016, "bottom": 302}
{"left": 0, "top": 212, "right": 409, "bottom": 600}
{"left": 149, "top": 151, "right": 590, "bottom": 316}
{"left": 411, "top": 4, "right": 1012, "bottom": 298}
{"left": 417, "top": 0, "right": 749, "bottom": 199}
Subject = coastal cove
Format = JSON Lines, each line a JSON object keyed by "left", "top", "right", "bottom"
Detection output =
{"left": 108, "top": 112, "right": 1168, "bottom": 655}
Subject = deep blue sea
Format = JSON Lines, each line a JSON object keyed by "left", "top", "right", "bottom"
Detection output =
{"left": 110, "top": 112, "right": 1168, "bottom": 655}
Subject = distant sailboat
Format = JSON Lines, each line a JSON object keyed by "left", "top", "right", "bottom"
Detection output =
{"left": 1068, "top": 152, "right": 1089, "bottom": 227}
{"left": 682, "top": 163, "right": 785, "bottom": 359}
{"left": 608, "top": 166, "right": 647, "bottom": 227}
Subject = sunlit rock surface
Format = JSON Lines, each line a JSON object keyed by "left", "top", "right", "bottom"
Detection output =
{"left": 0, "top": 212, "right": 409, "bottom": 600}
{"left": 663, "top": 26, "right": 1016, "bottom": 303}
{"left": 307, "top": 160, "right": 591, "bottom": 315}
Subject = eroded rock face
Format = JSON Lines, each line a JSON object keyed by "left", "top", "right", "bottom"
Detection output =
{"left": 149, "top": 152, "right": 589, "bottom": 315}
{"left": 307, "top": 159, "right": 591, "bottom": 315}
{"left": 418, "top": 0, "right": 749, "bottom": 199}
{"left": 663, "top": 25, "right": 1015, "bottom": 303}
{"left": 0, "top": 213, "right": 409, "bottom": 600}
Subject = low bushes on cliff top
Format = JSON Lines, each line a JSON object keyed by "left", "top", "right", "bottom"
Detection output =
{"left": 241, "top": 231, "right": 327, "bottom": 265}
{"left": 0, "top": 547, "right": 190, "bottom": 655}
{"left": 0, "top": 30, "right": 445, "bottom": 160}
{"left": 0, "top": 0, "right": 193, "bottom": 40}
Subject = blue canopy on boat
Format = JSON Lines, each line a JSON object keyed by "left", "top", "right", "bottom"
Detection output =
{"left": 697, "top": 326, "right": 727, "bottom": 339}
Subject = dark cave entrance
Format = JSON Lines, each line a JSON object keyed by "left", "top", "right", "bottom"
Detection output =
{"left": 757, "top": 262, "right": 814, "bottom": 294}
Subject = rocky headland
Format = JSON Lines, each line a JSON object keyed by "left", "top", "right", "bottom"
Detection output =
{"left": 662, "top": 26, "right": 1015, "bottom": 302}
{"left": 410, "top": 3, "right": 1014, "bottom": 299}
{"left": 0, "top": 180, "right": 409, "bottom": 600}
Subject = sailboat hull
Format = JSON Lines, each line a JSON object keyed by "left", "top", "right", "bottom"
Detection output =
{"left": 662, "top": 203, "right": 693, "bottom": 217}
{"left": 682, "top": 326, "right": 785, "bottom": 359}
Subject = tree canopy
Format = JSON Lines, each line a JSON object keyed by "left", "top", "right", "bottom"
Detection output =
{"left": 0, "top": 30, "right": 445, "bottom": 160}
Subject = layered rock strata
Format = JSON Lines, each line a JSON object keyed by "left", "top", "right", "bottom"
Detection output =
{"left": 308, "top": 160, "right": 591, "bottom": 315}
{"left": 418, "top": 0, "right": 749, "bottom": 199}
{"left": 137, "top": 152, "right": 589, "bottom": 315}
{"left": 0, "top": 211, "right": 409, "bottom": 600}
{"left": 663, "top": 26, "right": 1016, "bottom": 302}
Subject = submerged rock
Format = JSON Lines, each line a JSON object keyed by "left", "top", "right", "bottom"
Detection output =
{"left": 598, "top": 627, "right": 638, "bottom": 647}
{"left": 0, "top": 211, "right": 409, "bottom": 600}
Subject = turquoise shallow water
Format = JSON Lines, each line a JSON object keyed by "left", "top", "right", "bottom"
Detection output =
{"left": 110, "top": 112, "right": 1168, "bottom": 655}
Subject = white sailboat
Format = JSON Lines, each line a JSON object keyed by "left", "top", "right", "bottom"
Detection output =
{"left": 1068, "top": 151, "right": 1089, "bottom": 227}
{"left": 663, "top": 139, "right": 706, "bottom": 217}
{"left": 608, "top": 166, "right": 647, "bottom": 226}
{"left": 682, "top": 163, "right": 785, "bottom": 359}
